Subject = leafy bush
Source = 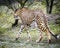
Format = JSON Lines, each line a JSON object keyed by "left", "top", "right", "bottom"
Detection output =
{"left": 55, "top": 17, "right": 60, "bottom": 25}
{"left": 0, "top": 27, "right": 7, "bottom": 34}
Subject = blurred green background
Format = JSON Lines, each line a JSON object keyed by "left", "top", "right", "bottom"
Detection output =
{"left": 0, "top": 0, "right": 60, "bottom": 48}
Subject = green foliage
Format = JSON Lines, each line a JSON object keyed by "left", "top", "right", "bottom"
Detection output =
{"left": 49, "top": 24, "right": 60, "bottom": 34}
{"left": 55, "top": 17, "right": 60, "bottom": 25}
{"left": 0, "top": 27, "right": 7, "bottom": 34}
{"left": 52, "top": 0, "right": 60, "bottom": 14}
{"left": 29, "top": 2, "right": 46, "bottom": 12}
{"left": 41, "top": 0, "right": 46, "bottom": 5}
{"left": 55, "top": 20, "right": 60, "bottom": 24}
{"left": 0, "top": 6, "right": 14, "bottom": 34}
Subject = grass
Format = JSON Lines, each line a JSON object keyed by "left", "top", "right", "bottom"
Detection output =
{"left": 49, "top": 23, "right": 60, "bottom": 34}
{"left": 0, "top": 19, "right": 60, "bottom": 48}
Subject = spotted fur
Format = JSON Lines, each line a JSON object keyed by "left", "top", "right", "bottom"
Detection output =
{"left": 14, "top": 7, "right": 57, "bottom": 43}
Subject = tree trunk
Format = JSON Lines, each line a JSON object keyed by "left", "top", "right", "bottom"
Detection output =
{"left": 46, "top": 0, "right": 54, "bottom": 14}
{"left": 49, "top": 0, "right": 54, "bottom": 13}
{"left": 46, "top": 0, "right": 49, "bottom": 13}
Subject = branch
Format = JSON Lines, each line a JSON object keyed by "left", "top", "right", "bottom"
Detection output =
{"left": 17, "top": 0, "right": 28, "bottom": 8}
{"left": 22, "top": 0, "right": 28, "bottom": 8}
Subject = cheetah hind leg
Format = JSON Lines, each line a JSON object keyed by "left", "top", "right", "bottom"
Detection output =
{"left": 36, "top": 30, "right": 43, "bottom": 43}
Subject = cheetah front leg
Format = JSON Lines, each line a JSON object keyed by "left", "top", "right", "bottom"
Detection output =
{"left": 15, "top": 25, "right": 24, "bottom": 40}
